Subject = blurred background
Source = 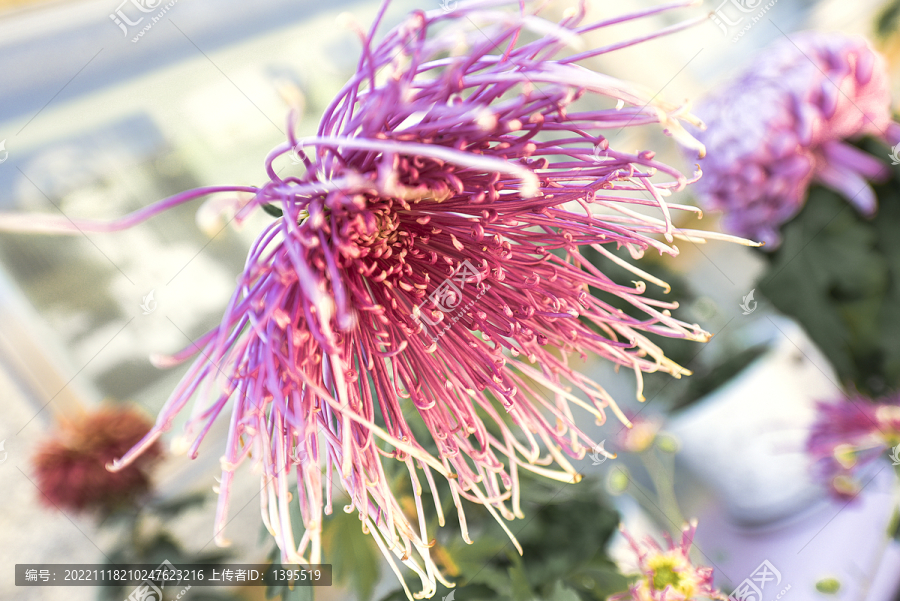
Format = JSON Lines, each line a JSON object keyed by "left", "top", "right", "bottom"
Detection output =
{"left": 1, "top": 0, "right": 900, "bottom": 600}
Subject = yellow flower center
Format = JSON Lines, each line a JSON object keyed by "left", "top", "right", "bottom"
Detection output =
{"left": 652, "top": 562, "right": 682, "bottom": 590}
{"left": 645, "top": 552, "right": 698, "bottom": 599}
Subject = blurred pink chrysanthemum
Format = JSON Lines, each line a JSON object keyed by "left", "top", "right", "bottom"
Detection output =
{"left": 31, "top": 405, "right": 162, "bottom": 514}
{"left": 612, "top": 522, "right": 725, "bottom": 601}
{"left": 692, "top": 32, "right": 900, "bottom": 248}
{"left": 0, "top": 0, "right": 755, "bottom": 596}
{"left": 807, "top": 396, "right": 900, "bottom": 499}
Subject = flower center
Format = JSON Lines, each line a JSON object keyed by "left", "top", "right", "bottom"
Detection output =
{"left": 650, "top": 560, "right": 683, "bottom": 591}
{"left": 646, "top": 553, "right": 698, "bottom": 598}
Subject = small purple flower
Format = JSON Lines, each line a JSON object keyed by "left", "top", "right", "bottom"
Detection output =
{"left": 807, "top": 396, "right": 900, "bottom": 499}
{"left": 0, "top": 0, "right": 756, "bottom": 596}
{"left": 692, "top": 32, "right": 900, "bottom": 248}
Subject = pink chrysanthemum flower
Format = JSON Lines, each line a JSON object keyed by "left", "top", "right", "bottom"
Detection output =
{"left": 31, "top": 405, "right": 162, "bottom": 514}
{"left": 0, "top": 1, "right": 755, "bottom": 596}
{"left": 612, "top": 521, "right": 725, "bottom": 601}
{"left": 807, "top": 396, "right": 900, "bottom": 498}
{"left": 692, "top": 32, "right": 900, "bottom": 248}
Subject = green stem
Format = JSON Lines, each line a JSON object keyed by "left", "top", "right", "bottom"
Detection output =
{"left": 639, "top": 449, "right": 685, "bottom": 537}
{"left": 615, "top": 465, "right": 679, "bottom": 530}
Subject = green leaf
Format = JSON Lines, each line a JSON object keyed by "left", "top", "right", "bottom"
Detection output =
{"left": 508, "top": 552, "right": 535, "bottom": 601}
{"left": 148, "top": 491, "right": 209, "bottom": 518}
{"left": 432, "top": 474, "right": 623, "bottom": 601}
{"left": 756, "top": 154, "right": 900, "bottom": 394}
{"left": 322, "top": 508, "right": 381, "bottom": 601}
{"left": 567, "top": 562, "right": 632, "bottom": 601}
{"left": 548, "top": 581, "right": 582, "bottom": 601}
{"left": 877, "top": 0, "right": 900, "bottom": 38}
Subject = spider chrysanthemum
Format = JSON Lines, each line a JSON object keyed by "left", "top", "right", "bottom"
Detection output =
{"left": 0, "top": 0, "right": 756, "bottom": 597}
